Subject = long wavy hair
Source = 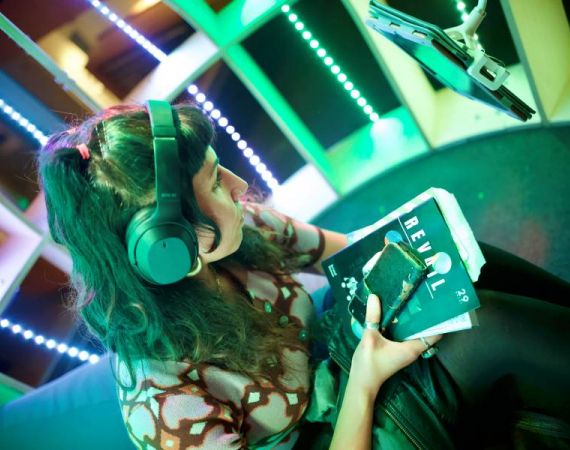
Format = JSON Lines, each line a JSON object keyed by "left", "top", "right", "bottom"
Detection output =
{"left": 38, "top": 103, "right": 309, "bottom": 387}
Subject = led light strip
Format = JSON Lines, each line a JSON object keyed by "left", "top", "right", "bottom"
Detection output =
{"left": 281, "top": 4, "right": 379, "bottom": 123}
{"left": 87, "top": 0, "right": 167, "bottom": 61}
{"left": 86, "top": 0, "right": 279, "bottom": 191}
{"left": 187, "top": 84, "right": 279, "bottom": 190}
{"left": 0, "top": 98, "right": 48, "bottom": 146}
{"left": 0, "top": 318, "right": 101, "bottom": 365}
{"left": 456, "top": 1, "right": 483, "bottom": 50}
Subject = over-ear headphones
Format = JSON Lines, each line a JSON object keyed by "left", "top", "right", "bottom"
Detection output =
{"left": 125, "top": 100, "right": 199, "bottom": 285}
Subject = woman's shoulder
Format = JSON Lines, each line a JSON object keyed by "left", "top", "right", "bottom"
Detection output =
{"left": 242, "top": 201, "right": 321, "bottom": 241}
{"left": 242, "top": 201, "right": 286, "bottom": 229}
{"left": 115, "top": 356, "right": 254, "bottom": 407}
{"left": 116, "top": 357, "right": 193, "bottom": 393}
{"left": 115, "top": 357, "right": 250, "bottom": 449}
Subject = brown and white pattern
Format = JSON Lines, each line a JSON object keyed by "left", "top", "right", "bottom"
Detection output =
{"left": 118, "top": 204, "right": 325, "bottom": 449}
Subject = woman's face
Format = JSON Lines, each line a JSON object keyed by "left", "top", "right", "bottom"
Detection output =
{"left": 192, "top": 147, "right": 248, "bottom": 263}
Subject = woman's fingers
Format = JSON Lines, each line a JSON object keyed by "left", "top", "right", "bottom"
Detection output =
{"left": 352, "top": 297, "right": 444, "bottom": 394}
{"left": 363, "top": 293, "right": 443, "bottom": 356}
{"left": 365, "top": 294, "right": 381, "bottom": 327}
{"left": 401, "top": 334, "right": 443, "bottom": 357}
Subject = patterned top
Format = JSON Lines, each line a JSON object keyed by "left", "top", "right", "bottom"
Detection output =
{"left": 117, "top": 203, "right": 326, "bottom": 449}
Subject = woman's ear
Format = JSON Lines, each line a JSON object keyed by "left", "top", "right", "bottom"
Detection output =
{"left": 195, "top": 228, "right": 215, "bottom": 257}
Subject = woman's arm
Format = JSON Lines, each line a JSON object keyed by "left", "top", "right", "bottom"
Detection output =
{"left": 329, "top": 374, "right": 376, "bottom": 450}
{"left": 242, "top": 203, "right": 347, "bottom": 273}
{"left": 329, "top": 294, "right": 441, "bottom": 450}
{"left": 313, "top": 229, "right": 349, "bottom": 274}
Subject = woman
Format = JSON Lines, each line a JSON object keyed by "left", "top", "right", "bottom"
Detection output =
{"left": 38, "top": 102, "right": 569, "bottom": 449}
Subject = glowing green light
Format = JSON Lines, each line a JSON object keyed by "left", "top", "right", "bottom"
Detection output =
{"left": 337, "top": 73, "right": 347, "bottom": 82}
{"left": 357, "top": 97, "right": 367, "bottom": 106}
{"left": 281, "top": 5, "right": 290, "bottom": 13}
{"left": 288, "top": 13, "right": 298, "bottom": 22}
{"left": 370, "top": 113, "right": 379, "bottom": 122}
{"left": 331, "top": 65, "right": 340, "bottom": 74}
{"left": 364, "top": 105, "right": 373, "bottom": 114}
{"left": 295, "top": 22, "right": 304, "bottom": 31}
{"left": 324, "top": 56, "right": 333, "bottom": 66}
{"left": 461, "top": 12, "right": 469, "bottom": 21}
{"left": 317, "top": 48, "right": 326, "bottom": 57}
{"left": 457, "top": 1, "right": 466, "bottom": 11}
{"left": 310, "top": 39, "right": 319, "bottom": 48}
{"left": 350, "top": 89, "right": 360, "bottom": 99}
{"left": 344, "top": 81, "right": 353, "bottom": 90}
{"left": 302, "top": 31, "right": 312, "bottom": 40}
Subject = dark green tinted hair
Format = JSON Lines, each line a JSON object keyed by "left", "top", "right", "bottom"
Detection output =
{"left": 38, "top": 103, "right": 307, "bottom": 387}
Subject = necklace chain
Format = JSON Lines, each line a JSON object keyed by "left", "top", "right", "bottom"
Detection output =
{"left": 211, "top": 265, "right": 253, "bottom": 305}
{"left": 212, "top": 267, "right": 307, "bottom": 343}
{"left": 212, "top": 266, "right": 223, "bottom": 298}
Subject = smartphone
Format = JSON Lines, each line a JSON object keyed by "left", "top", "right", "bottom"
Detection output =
{"left": 348, "top": 242, "right": 428, "bottom": 335}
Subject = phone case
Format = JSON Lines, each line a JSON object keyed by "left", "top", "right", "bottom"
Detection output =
{"left": 349, "top": 242, "right": 428, "bottom": 334}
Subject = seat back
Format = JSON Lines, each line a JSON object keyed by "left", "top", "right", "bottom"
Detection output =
{"left": 0, "top": 353, "right": 134, "bottom": 449}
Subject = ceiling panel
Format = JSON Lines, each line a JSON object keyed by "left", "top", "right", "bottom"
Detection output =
{"left": 244, "top": 0, "right": 400, "bottom": 149}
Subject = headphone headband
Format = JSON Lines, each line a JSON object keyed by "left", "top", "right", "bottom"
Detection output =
{"left": 147, "top": 100, "right": 181, "bottom": 220}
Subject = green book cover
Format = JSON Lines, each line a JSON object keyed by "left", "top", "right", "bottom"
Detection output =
{"left": 323, "top": 197, "right": 480, "bottom": 340}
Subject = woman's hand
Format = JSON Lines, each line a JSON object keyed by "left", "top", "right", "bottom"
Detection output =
{"left": 331, "top": 294, "right": 440, "bottom": 449}
{"left": 349, "top": 294, "right": 442, "bottom": 399}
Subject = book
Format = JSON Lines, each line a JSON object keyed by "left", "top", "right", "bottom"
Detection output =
{"left": 323, "top": 188, "right": 485, "bottom": 341}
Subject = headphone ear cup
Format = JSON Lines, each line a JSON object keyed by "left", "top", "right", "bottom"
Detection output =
{"left": 126, "top": 207, "right": 154, "bottom": 267}
{"left": 126, "top": 209, "right": 199, "bottom": 285}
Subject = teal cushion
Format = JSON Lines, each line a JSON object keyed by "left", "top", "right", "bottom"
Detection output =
{"left": 0, "top": 353, "right": 134, "bottom": 449}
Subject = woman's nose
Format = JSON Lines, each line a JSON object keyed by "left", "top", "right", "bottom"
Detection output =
{"left": 230, "top": 173, "right": 248, "bottom": 201}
